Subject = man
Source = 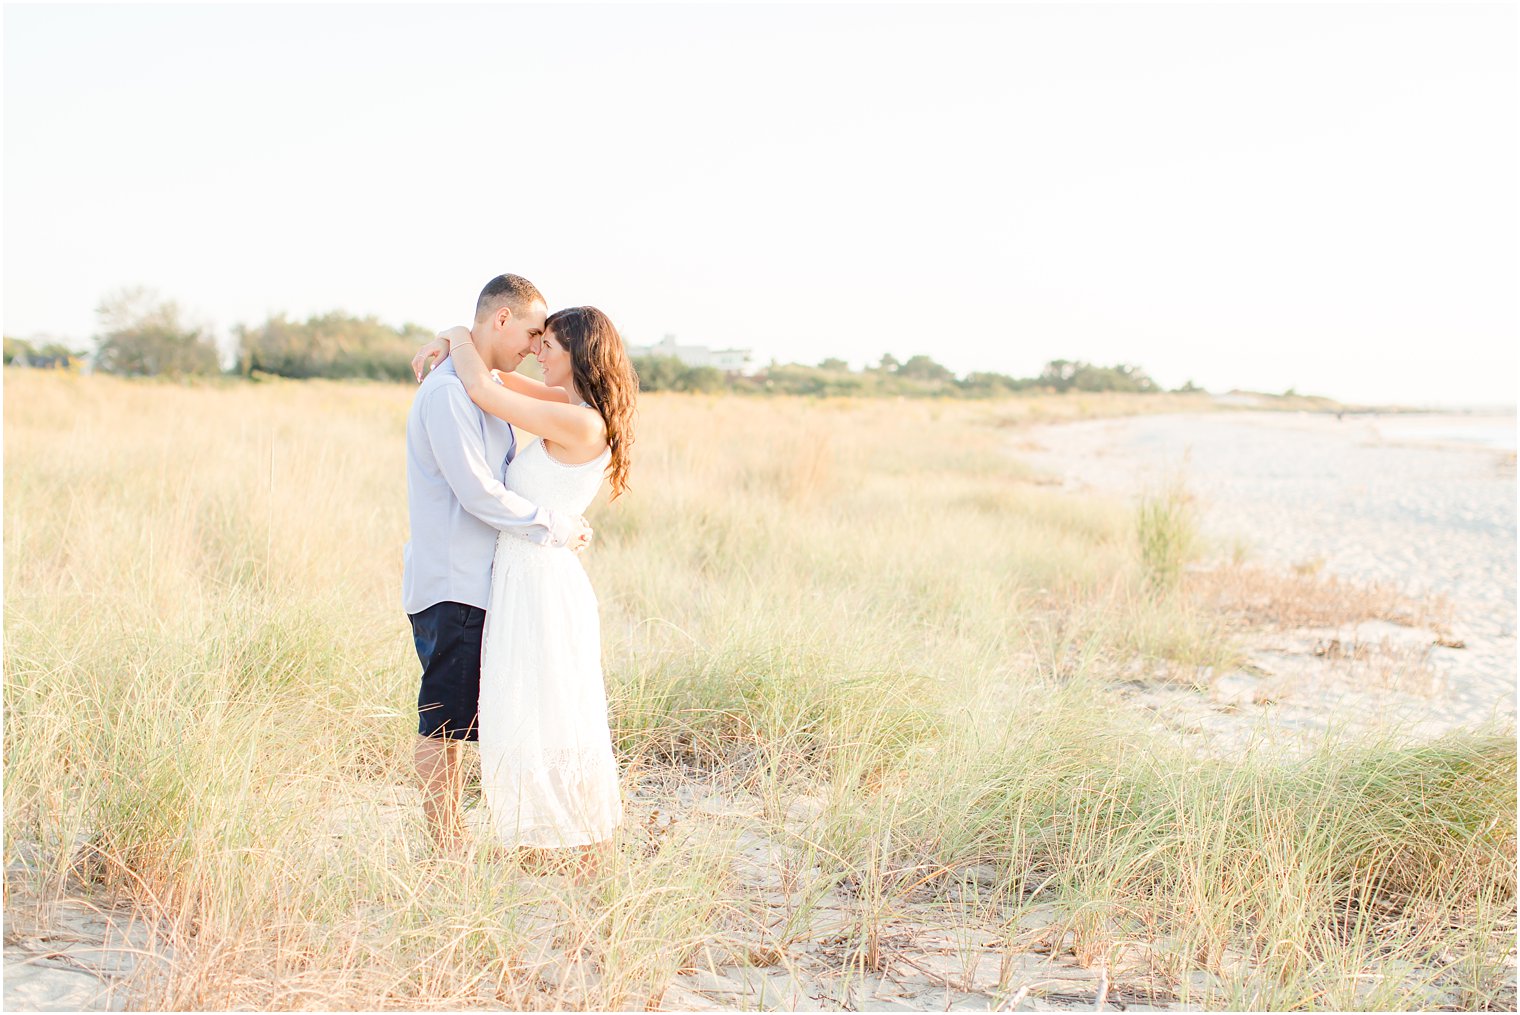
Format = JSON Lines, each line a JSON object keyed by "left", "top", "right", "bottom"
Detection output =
{"left": 402, "top": 273, "right": 591, "bottom": 854}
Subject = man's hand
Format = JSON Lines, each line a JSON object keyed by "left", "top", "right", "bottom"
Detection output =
{"left": 568, "top": 516, "right": 594, "bottom": 555}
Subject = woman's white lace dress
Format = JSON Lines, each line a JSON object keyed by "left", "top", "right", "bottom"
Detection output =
{"left": 477, "top": 436, "right": 622, "bottom": 848}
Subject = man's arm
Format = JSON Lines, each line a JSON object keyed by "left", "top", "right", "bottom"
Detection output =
{"left": 420, "top": 384, "right": 579, "bottom": 548}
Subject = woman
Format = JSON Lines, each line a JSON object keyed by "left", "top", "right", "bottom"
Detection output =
{"left": 412, "top": 306, "right": 636, "bottom": 873}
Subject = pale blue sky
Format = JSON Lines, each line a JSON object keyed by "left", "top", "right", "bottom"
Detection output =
{"left": 4, "top": 3, "right": 1516, "bottom": 406}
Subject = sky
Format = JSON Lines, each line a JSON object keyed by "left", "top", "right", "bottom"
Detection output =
{"left": 4, "top": 3, "right": 1516, "bottom": 408}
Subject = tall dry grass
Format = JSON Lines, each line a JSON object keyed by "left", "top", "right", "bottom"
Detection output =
{"left": 4, "top": 372, "right": 1513, "bottom": 1010}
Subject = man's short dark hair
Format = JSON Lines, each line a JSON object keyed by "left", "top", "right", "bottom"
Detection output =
{"left": 475, "top": 274, "right": 545, "bottom": 321}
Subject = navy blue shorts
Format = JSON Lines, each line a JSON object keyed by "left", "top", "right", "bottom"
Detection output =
{"left": 409, "top": 601, "right": 485, "bottom": 741}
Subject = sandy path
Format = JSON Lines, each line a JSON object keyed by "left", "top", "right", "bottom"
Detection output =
{"left": 3, "top": 870, "right": 165, "bottom": 1013}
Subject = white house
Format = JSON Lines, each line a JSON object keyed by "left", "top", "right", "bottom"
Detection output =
{"left": 626, "top": 334, "right": 753, "bottom": 374}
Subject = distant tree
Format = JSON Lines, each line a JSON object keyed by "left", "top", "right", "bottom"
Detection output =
{"left": 958, "top": 371, "right": 1027, "bottom": 396}
{"left": 683, "top": 365, "right": 727, "bottom": 393}
{"left": 876, "top": 353, "right": 901, "bottom": 374}
{"left": 897, "top": 354, "right": 955, "bottom": 382}
{"left": 629, "top": 355, "right": 689, "bottom": 392}
{"left": 1038, "top": 359, "right": 1078, "bottom": 391}
{"left": 35, "top": 340, "right": 82, "bottom": 360}
{"left": 1071, "top": 362, "right": 1158, "bottom": 393}
{"left": 235, "top": 311, "right": 428, "bottom": 380}
{"left": 11, "top": 338, "right": 85, "bottom": 369}
{"left": 1036, "top": 359, "right": 1157, "bottom": 393}
{"left": 817, "top": 357, "right": 850, "bottom": 372}
{"left": 93, "top": 287, "right": 221, "bottom": 377}
{"left": 1125, "top": 364, "right": 1160, "bottom": 392}
{"left": 628, "top": 355, "right": 728, "bottom": 393}
{"left": 1173, "top": 379, "right": 1202, "bottom": 393}
{"left": 759, "top": 364, "right": 825, "bottom": 396}
{"left": 4, "top": 337, "right": 32, "bottom": 365}
{"left": 753, "top": 362, "right": 874, "bottom": 397}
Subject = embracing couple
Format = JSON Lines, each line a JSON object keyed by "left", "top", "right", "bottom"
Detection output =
{"left": 401, "top": 273, "right": 636, "bottom": 874}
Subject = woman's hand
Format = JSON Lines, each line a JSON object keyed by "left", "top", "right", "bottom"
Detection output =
{"left": 411, "top": 338, "right": 450, "bottom": 382}
{"left": 411, "top": 326, "right": 473, "bottom": 382}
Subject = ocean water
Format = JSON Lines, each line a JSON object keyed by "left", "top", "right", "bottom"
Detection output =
{"left": 1371, "top": 414, "right": 1516, "bottom": 451}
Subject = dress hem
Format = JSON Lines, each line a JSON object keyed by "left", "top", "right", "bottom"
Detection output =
{"left": 484, "top": 822, "right": 622, "bottom": 850}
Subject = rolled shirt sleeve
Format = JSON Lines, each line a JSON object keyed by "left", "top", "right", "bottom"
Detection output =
{"left": 420, "top": 385, "right": 574, "bottom": 547}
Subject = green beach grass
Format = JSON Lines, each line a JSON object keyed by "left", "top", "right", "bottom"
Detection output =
{"left": 4, "top": 372, "right": 1512, "bottom": 1010}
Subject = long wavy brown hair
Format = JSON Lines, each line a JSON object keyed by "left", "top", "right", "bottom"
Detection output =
{"left": 545, "top": 306, "right": 638, "bottom": 499}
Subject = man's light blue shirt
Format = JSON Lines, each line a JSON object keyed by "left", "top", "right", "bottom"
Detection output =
{"left": 402, "top": 359, "right": 571, "bottom": 615}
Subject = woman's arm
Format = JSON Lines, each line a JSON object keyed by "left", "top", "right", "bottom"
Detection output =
{"left": 491, "top": 368, "right": 574, "bottom": 404}
{"left": 412, "top": 327, "right": 573, "bottom": 404}
{"left": 447, "top": 334, "right": 605, "bottom": 451}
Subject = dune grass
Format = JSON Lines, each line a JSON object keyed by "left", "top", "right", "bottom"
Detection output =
{"left": 3, "top": 371, "right": 1513, "bottom": 1010}
{"left": 1137, "top": 473, "right": 1201, "bottom": 594}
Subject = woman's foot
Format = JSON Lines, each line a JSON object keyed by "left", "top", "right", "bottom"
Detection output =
{"left": 417, "top": 834, "right": 471, "bottom": 871}
{"left": 572, "top": 841, "right": 613, "bottom": 885}
{"left": 517, "top": 846, "right": 562, "bottom": 873}
{"left": 478, "top": 843, "right": 516, "bottom": 864}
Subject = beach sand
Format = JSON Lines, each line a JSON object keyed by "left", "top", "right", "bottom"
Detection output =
{"left": 1010, "top": 409, "right": 1516, "bottom": 755}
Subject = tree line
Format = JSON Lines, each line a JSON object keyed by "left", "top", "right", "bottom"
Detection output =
{"left": 633, "top": 354, "right": 1199, "bottom": 397}
{"left": 4, "top": 288, "right": 1201, "bottom": 397}
{"left": 4, "top": 288, "right": 431, "bottom": 382}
